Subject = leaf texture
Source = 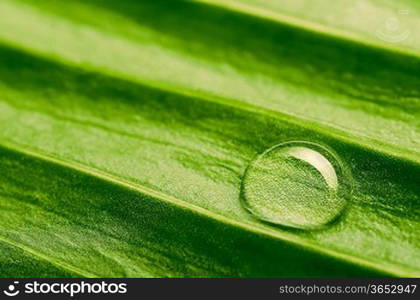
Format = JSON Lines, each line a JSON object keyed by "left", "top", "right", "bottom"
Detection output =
{"left": 0, "top": 0, "right": 419, "bottom": 277}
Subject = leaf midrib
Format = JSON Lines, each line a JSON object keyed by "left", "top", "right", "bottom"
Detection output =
{"left": 1, "top": 44, "right": 417, "bottom": 166}
{"left": 195, "top": 0, "right": 420, "bottom": 60}
{"left": 0, "top": 235, "right": 95, "bottom": 277}
{"left": 0, "top": 0, "right": 418, "bottom": 164}
{"left": 0, "top": 0, "right": 418, "bottom": 277}
{"left": 1, "top": 141, "right": 418, "bottom": 277}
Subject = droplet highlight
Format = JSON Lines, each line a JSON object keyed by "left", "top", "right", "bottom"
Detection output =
{"left": 240, "top": 141, "right": 352, "bottom": 230}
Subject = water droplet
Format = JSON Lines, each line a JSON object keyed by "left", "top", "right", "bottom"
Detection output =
{"left": 240, "top": 141, "right": 352, "bottom": 230}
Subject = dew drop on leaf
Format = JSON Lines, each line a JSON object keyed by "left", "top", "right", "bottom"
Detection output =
{"left": 240, "top": 141, "right": 352, "bottom": 230}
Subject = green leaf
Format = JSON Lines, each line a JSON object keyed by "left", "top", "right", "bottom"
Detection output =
{"left": 0, "top": 0, "right": 418, "bottom": 277}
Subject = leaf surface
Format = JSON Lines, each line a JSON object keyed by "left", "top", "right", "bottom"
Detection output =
{"left": 0, "top": 0, "right": 419, "bottom": 277}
